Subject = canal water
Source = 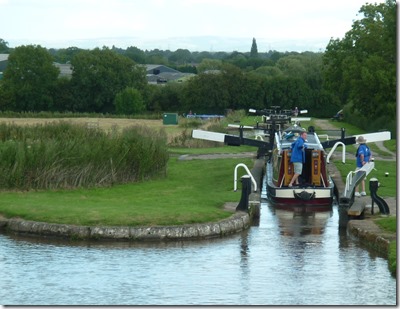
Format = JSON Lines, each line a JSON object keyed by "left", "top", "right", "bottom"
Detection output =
{"left": 0, "top": 199, "right": 396, "bottom": 306}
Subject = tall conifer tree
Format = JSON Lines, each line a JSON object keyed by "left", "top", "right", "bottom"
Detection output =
{"left": 250, "top": 38, "right": 258, "bottom": 58}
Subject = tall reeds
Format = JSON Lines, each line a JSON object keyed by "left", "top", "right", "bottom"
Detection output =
{"left": 0, "top": 122, "right": 169, "bottom": 190}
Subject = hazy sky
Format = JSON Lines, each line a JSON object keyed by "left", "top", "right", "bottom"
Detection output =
{"left": 0, "top": 0, "right": 387, "bottom": 52}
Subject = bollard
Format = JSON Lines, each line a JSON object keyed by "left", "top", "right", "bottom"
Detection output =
{"left": 370, "top": 178, "right": 378, "bottom": 215}
{"left": 369, "top": 178, "right": 390, "bottom": 215}
{"left": 236, "top": 175, "right": 251, "bottom": 212}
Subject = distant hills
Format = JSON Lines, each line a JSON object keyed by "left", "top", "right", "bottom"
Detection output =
{"left": 8, "top": 35, "right": 329, "bottom": 53}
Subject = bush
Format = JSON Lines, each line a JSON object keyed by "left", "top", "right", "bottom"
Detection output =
{"left": 114, "top": 87, "right": 145, "bottom": 115}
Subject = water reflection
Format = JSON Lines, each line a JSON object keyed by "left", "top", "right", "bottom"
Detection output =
{"left": 271, "top": 207, "right": 333, "bottom": 237}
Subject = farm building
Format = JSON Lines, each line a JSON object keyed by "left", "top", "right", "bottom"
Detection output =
{"left": 0, "top": 55, "right": 194, "bottom": 83}
{"left": 0, "top": 54, "right": 9, "bottom": 79}
{"left": 145, "top": 64, "right": 195, "bottom": 84}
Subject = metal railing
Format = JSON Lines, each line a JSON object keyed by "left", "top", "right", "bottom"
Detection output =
{"left": 234, "top": 163, "right": 257, "bottom": 192}
{"left": 327, "top": 141, "right": 346, "bottom": 163}
{"left": 343, "top": 162, "right": 375, "bottom": 197}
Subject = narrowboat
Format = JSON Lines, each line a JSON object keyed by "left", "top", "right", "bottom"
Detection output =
{"left": 192, "top": 106, "right": 391, "bottom": 211}
{"left": 265, "top": 120, "right": 334, "bottom": 210}
{"left": 249, "top": 107, "right": 336, "bottom": 210}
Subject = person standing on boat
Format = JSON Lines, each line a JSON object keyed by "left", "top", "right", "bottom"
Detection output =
{"left": 288, "top": 131, "right": 307, "bottom": 188}
{"left": 355, "top": 136, "right": 372, "bottom": 197}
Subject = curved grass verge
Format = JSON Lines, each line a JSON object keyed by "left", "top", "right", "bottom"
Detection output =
{"left": 0, "top": 156, "right": 254, "bottom": 227}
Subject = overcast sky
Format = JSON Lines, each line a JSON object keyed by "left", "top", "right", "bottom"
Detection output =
{"left": 0, "top": 0, "right": 388, "bottom": 52}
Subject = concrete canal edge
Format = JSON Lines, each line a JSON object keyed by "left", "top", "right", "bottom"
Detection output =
{"left": 347, "top": 219, "right": 395, "bottom": 258}
{"left": 0, "top": 155, "right": 264, "bottom": 242}
{"left": 0, "top": 211, "right": 251, "bottom": 241}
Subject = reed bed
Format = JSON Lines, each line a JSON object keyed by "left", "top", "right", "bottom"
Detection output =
{"left": 0, "top": 122, "right": 169, "bottom": 190}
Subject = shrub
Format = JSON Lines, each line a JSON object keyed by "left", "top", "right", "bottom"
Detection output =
{"left": 114, "top": 87, "right": 145, "bottom": 115}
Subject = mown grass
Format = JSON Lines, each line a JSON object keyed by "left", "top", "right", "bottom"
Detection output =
{"left": 0, "top": 156, "right": 254, "bottom": 226}
{"left": 333, "top": 160, "right": 396, "bottom": 197}
{"left": 169, "top": 145, "right": 256, "bottom": 155}
{"left": 375, "top": 216, "right": 396, "bottom": 232}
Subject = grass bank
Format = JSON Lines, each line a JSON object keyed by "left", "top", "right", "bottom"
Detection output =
{"left": 0, "top": 156, "right": 254, "bottom": 226}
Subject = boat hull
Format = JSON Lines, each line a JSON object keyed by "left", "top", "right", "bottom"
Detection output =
{"left": 266, "top": 184, "right": 334, "bottom": 211}
{"left": 266, "top": 162, "right": 334, "bottom": 211}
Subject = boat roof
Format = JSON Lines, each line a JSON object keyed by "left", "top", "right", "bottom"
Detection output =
{"left": 278, "top": 131, "right": 324, "bottom": 151}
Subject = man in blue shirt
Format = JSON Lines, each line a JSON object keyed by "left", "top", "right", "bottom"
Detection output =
{"left": 288, "top": 131, "right": 307, "bottom": 187}
{"left": 355, "top": 136, "right": 372, "bottom": 197}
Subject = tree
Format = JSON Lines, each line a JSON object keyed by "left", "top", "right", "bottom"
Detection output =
{"left": 1, "top": 45, "right": 59, "bottom": 111}
{"left": 146, "top": 83, "right": 183, "bottom": 112}
{"left": 196, "top": 59, "right": 223, "bottom": 73}
{"left": 168, "top": 49, "right": 192, "bottom": 65}
{"left": 276, "top": 55, "right": 307, "bottom": 78}
{"left": 52, "top": 77, "right": 75, "bottom": 112}
{"left": 146, "top": 49, "right": 168, "bottom": 65}
{"left": 262, "top": 76, "right": 312, "bottom": 111}
{"left": 114, "top": 87, "right": 145, "bottom": 115}
{"left": 225, "top": 51, "right": 248, "bottom": 69}
{"left": 49, "top": 46, "right": 83, "bottom": 63}
{"left": 125, "top": 46, "right": 146, "bottom": 64}
{"left": 251, "top": 66, "right": 283, "bottom": 79}
{"left": 70, "top": 47, "right": 147, "bottom": 112}
{"left": 323, "top": 0, "right": 396, "bottom": 125}
{"left": 181, "top": 72, "right": 230, "bottom": 114}
{"left": 250, "top": 38, "right": 258, "bottom": 58}
{"left": 220, "top": 64, "right": 249, "bottom": 109}
{"left": 180, "top": 63, "right": 265, "bottom": 113}
{"left": 0, "top": 38, "right": 10, "bottom": 53}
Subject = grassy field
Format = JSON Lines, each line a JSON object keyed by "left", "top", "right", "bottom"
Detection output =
{"left": 0, "top": 117, "right": 184, "bottom": 143}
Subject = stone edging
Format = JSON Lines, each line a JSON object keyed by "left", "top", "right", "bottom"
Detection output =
{"left": 0, "top": 211, "right": 250, "bottom": 241}
{"left": 347, "top": 219, "right": 395, "bottom": 258}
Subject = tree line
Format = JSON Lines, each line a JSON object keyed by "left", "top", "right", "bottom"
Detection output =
{"left": 0, "top": 0, "right": 396, "bottom": 135}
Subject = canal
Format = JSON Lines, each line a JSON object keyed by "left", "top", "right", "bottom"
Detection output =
{"left": 0, "top": 200, "right": 396, "bottom": 305}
